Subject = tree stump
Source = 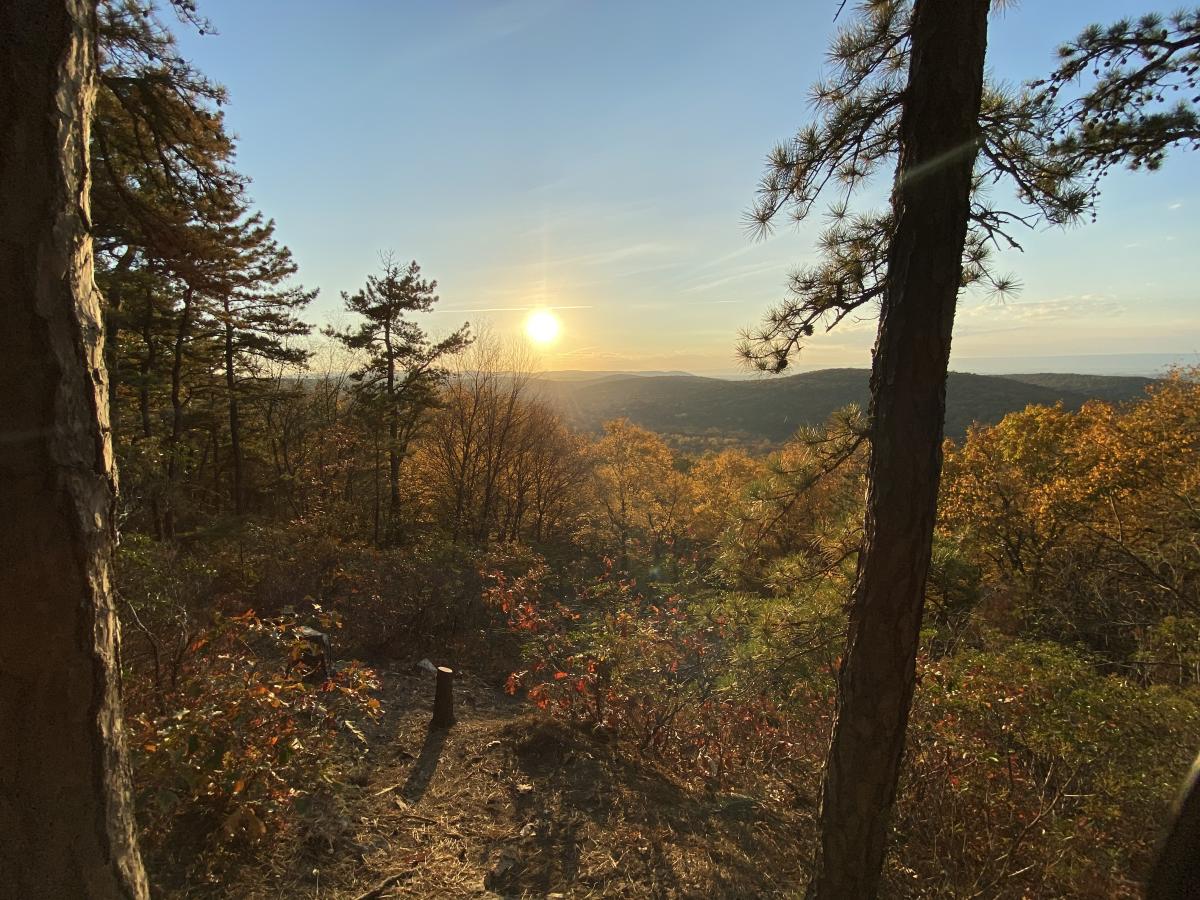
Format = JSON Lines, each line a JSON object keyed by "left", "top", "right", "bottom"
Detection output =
{"left": 431, "top": 666, "right": 456, "bottom": 729}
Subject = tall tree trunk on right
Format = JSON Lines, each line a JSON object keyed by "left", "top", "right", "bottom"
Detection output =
{"left": 0, "top": 1, "right": 149, "bottom": 896}
{"left": 810, "top": 1, "right": 990, "bottom": 897}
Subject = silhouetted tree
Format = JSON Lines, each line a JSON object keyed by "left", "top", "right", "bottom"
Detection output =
{"left": 329, "top": 257, "right": 470, "bottom": 540}
{"left": 741, "top": 0, "right": 1075, "bottom": 893}
{"left": 1038, "top": 9, "right": 1199, "bottom": 175}
{"left": 811, "top": 2, "right": 990, "bottom": 894}
{"left": 211, "top": 213, "right": 315, "bottom": 514}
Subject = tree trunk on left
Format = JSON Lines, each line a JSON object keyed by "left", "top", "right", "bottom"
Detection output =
{"left": 0, "top": 2, "right": 150, "bottom": 897}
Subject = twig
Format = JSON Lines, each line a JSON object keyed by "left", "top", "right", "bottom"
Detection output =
{"left": 354, "top": 870, "right": 412, "bottom": 900}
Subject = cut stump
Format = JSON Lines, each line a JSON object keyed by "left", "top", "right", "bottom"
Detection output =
{"left": 431, "top": 666, "right": 456, "bottom": 729}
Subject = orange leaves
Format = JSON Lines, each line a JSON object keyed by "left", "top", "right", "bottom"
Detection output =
{"left": 127, "top": 606, "right": 384, "bottom": 856}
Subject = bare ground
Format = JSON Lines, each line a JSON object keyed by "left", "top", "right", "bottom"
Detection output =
{"left": 189, "top": 667, "right": 812, "bottom": 899}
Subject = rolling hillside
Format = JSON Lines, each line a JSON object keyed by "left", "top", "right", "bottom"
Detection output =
{"left": 528, "top": 368, "right": 1156, "bottom": 443}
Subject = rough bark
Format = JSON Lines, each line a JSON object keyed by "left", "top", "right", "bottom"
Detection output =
{"left": 0, "top": 1, "right": 150, "bottom": 896}
{"left": 810, "top": 1, "right": 990, "bottom": 897}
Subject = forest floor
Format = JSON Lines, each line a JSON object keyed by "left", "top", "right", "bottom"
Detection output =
{"left": 205, "top": 665, "right": 812, "bottom": 899}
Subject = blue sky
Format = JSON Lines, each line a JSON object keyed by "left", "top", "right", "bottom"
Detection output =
{"left": 175, "top": 1, "right": 1200, "bottom": 376}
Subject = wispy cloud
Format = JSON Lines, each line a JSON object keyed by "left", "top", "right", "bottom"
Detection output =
{"left": 409, "top": 0, "right": 562, "bottom": 63}
{"left": 961, "top": 294, "right": 1125, "bottom": 322}
{"left": 431, "top": 304, "right": 593, "bottom": 314}
{"left": 678, "top": 259, "right": 787, "bottom": 294}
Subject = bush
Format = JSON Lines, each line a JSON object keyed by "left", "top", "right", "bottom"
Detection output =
{"left": 127, "top": 607, "right": 382, "bottom": 879}
{"left": 489, "top": 559, "right": 817, "bottom": 795}
{"left": 891, "top": 639, "right": 1200, "bottom": 897}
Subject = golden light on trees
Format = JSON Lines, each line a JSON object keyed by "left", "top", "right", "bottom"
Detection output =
{"left": 525, "top": 309, "right": 561, "bottom": 345}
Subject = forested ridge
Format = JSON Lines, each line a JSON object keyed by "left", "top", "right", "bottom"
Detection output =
{"left": 3, "top": 0, "right": 1200, "bottom": 897}
{"left": 526, "top": 368, "right": 1157, "bottom": 445}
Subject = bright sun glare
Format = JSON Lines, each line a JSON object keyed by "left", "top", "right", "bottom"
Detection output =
{"left": 525, "top": 309, "right": 562, "bottom": 345}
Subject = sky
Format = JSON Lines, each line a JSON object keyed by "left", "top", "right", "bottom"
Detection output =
{"left": 174, "top": 0, "right": 1200, "bottom": 377}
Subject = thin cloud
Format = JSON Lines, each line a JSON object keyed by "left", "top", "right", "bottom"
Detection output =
{"left": 962, "top": 294, "right": 1125, "bottom": 322}
{"left": 431, "top": 304, "right": 593, "bottom": 314}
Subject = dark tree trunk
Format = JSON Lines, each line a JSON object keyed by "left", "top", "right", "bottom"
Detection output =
{"left": 0, "top": 1, "right": 150, "bottom": 896}
{"left": 137, "top": 291, "right": 155, "bottom": 441}
{"left": 103, "top": 246, "right": 135, "bottom": 427}
{"left": 383, "top": 326, "right": 402, "bottom": 519}
{"left": 372, "top": 424, "right": 382, "bottom": 548}
{"left": 163, "top": 286, "right": 194, "bottom": 539}
{"left": 810, "top": 1, "right": 990, "bottom": 897}
{"left": 223, "top": 309, "right": 245, "bottom": 515}
{"left": 431, "top": 667, "right": 456, "bottom": 729}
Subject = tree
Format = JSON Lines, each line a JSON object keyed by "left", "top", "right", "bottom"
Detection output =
{"left": 741, "top": 2, "right": 1090, "bottom": 375}
{"left": 211, "top": 212, "right": 315, "bottom": 515}
{"left": 0, "top": 0, "right": 149, "bottom": 895}
{"left": 591, "top": 419, "right": 689, "bottom": 569}
{"left": 1038, "top": 9, "right": 1199, "bottom": 176}
{"left": 942, "top": 375, "right": 1200, "bottom": 670}
{"left": 93, "top": 0, "right": 244, "bottom": 424}
{"left": 811, "top": 4, "right": 990, "bottom": 892}
{"left": 743, "top": 0, "right": 998, "bottom": 892}
{"left": 741, "top": 0, "right": 1152, "bottom": 891}
{"left": 329, "top": 257, "right": 470, "bottom": 540}
{"left": 424, "top": 333, "right": 536, "bottom": 543}
{"left": 92, "top": 0, "right": 259, "bottom": 538}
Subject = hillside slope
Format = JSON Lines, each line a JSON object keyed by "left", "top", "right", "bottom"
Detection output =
{"left": 528, "top": 368, "right": 1154, "bottom": 442}
{"left": 1000, "top": 372, "right": 1156, "bottom": 405}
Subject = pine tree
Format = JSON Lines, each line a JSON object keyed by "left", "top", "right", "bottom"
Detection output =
{"left": 1037, "top": 9, "right": 1199, "bottom": 175}
{"left": 741, "top": 2, "right": 1097, "bottom": 894}
{"left": 93, "top": 0, "right": 245, "bottom": 427}
{"left": 210, "top": 212, "right": 315, "bottom": 515}
{"left": 329, "top": 257, "right": 470, "bottom": 541}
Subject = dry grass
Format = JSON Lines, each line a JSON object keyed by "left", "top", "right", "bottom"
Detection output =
{"left": 169, "top": 667, "right": 813, "bottom": 898}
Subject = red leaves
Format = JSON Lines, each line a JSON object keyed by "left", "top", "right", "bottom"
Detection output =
{"left": 127, "top": 608, "right": 383, "bottom": 851}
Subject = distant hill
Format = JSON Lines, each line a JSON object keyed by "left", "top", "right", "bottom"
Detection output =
{"left": 999, "top": 373, "right": 1156, "bottom": 405}
{"left": 528, "top": 368, "right": 1156, "bottom": 444}
{"left": 533, "top": 369, "right": 696, "bottom": 382}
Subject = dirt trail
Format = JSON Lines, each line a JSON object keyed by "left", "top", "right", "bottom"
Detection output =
{"left": 228, "top": 667, "right": 809, "bottom": 899}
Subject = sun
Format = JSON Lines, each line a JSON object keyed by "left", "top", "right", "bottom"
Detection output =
{"left": 525, "top": 309, "right": 561, "bottom": 345}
